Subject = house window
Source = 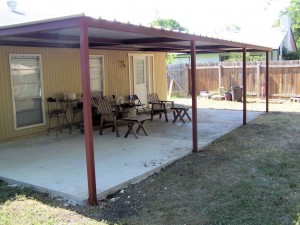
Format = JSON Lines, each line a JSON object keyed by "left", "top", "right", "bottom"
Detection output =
{"left": 134, "top": 58, "right": 146, "bottom": 85}
{"left": 89, "top": 55, "right": 104, "bottom": 96}
{"left": 9, "top": 54, "right": 44, "bottom": 129}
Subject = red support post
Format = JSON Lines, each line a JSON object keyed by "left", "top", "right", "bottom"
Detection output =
{"left": 265, "top": 51, "right": 269, "bottom": 113}
{"left": 243, "top": 48, "right": 247, "bottom": 125}
{"left": 80, "top": 19, "right": 97, "bottom": 205}
{"left": 190, "top": 40, "right": 198, "bottom": 153}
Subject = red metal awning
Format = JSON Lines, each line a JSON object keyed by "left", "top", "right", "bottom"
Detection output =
{"left": 0, "top": 15, "right": 271, "bottom": 205}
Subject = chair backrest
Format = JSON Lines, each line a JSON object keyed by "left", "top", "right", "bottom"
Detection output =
{"left": 148, "top": 93, "right": 163, "bottom": 110}
{"left": 129, "top": 95, "right": 138, "bottom": 101}
{"left": 129, "top": 94, "right": 142, "bottom": 105}
{"left": 112, "top": 95, "right": 116, "bottom": 104}
{"left": 91, "top": 97, "right": 112, "bottom": 114}
{"left": 47, "top": 97, "right": 63, "bottom": 114}
{"left": 148, "top": 93, "right": 160, "bottom": 103}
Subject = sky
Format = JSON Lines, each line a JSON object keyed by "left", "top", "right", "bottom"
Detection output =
{"left": 0, "top": 0, "right": 291, "bottom": 36}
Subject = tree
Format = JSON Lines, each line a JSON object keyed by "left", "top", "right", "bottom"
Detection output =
{"left": 151, "top": 18, "right": 188, "bottom": 64}
{"left": 151, "top": 18, "right": 188, "bottom": 32}
{"left": 226, "top": 24, "right": 241, "bottom": 33}
{"left": 282, "top": 47, "right": 300, "bottom": 60}
{"left": 282, "top": 0, "right": 300, "bottom": 48}
{"left": 224, "top": 52, "right": 265, "bottom": 62}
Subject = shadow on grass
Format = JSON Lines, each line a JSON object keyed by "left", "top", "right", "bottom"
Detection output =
{"left": 0, "top": 180, "right": 50, "bottom": 204}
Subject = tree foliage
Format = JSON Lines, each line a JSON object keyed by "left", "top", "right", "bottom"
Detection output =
{"left": 224, "top": 52, "right": 265, "bottom": 62}
{"left": 283, "top": 48, "right": 300, "bottom": 60}
{"left": 283, "top": 0, "right": 300, "bottom": 48}
{"left": 226, "top": 24, "right": 241, "bottom": 33}
{"left": 151, "top": 19, "right": 188, "bottom": 32}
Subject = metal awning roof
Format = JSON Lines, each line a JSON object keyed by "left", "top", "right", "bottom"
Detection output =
{"left": 0, "top": 14, "right": 272, "bottom": 53}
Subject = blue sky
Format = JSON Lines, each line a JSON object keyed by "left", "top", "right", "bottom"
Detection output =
{"left": 0, "top": 0, "right": 291, "bottom": 35}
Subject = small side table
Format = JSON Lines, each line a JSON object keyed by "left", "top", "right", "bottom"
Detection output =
{"left": 122, "top": 116, "right": 151, "bottom": 139}
{"left": 171, "top": 107, "right": 192, "bottom": 123}
{"left": 112, "top": 108, "right": 129, "bottom": 119}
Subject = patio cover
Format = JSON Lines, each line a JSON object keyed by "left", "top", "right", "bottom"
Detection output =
{"left": 0, "top": 14, "right": 271, "bottom": 205}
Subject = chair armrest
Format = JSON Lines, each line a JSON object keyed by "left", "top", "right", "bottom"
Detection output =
{"left": 101, "top": 112, "right": 114, "bottom": 116}
{"left": 149, "top": 102, "right": 163, "bottom": 106}
{"left": 101, "top": 113, "right": 117, "bottom": 121}
{"left": 149, "top": 102, "right": 166, "bottom": 110}
{"left": 160, "top": 100, "right": 174, "bottom": 107}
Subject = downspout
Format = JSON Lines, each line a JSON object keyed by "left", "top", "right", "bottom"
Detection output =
{"left": 80, "top": 18, "right": 97, "bottom": 205}
{"left": 190, "top": 40, "right": 198, "bottom": 152}
{"left": 242, "top": 48, "right": 247, "bottom": 125}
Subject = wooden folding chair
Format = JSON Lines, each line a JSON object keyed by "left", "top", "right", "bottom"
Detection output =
{"left": 148, "top": 93, "right": 175, "bottom": 122}
{"left": 128, "top": 94, "right": 148, "bottom": 115}
{"left": 91, "top": 97, "right": 122, "bottom": 136}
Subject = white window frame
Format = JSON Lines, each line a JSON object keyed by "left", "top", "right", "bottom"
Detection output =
{"left": 89, "top": 55, "right": 105, "bottom": 96}
{"left": 9, "top": 54, "right": 45, "bottom": 130}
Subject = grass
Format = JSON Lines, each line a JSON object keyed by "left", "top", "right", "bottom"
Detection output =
{"left": 0, "top": 103, "right": 300, "bottom": 224}
{"left": 0, "top": 181, "right": 109, "bottom": 225}
{"left": 108, "top": 111, "right": 300, "bottom": 224}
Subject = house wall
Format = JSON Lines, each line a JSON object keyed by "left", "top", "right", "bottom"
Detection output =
{"left": 271, "top": 49, "right": 279, "bottom": 61}
{"left": 0, "top": 46, "right": 167, "bottom": 143}
{"left": 173, "top": 53, "right": 220, "bottom": 64}
{"left": 283, "top": 31, "right": 297, "bottom": 52}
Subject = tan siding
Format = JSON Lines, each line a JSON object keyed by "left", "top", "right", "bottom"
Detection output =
{"left": 153, "top": 52, "right": 168, "bottom": 99}
{"left": 0, "top": 47, "right": 166, "bottom": 142}
{"left": 0, "top": 47, "right": 11, "bottom": 140}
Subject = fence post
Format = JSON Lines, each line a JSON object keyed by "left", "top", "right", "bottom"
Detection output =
{"left": 257, "top": 62, "right": 261, "bottom": 98}
{"left": 185, "top": 64, "right": 189, "bottom": 95}
{"left": 218, "top": 62, "right": 222, "bottom": 93}
{"left": 168, "top": 79, "right": 174, "bottom": 99}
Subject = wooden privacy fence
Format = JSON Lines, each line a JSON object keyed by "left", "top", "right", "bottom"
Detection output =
{"left": 167, "top": 60, "right": 300, "bottom": 98}
{"left": 166, "top": 64, "right": 188, "bottom": 97}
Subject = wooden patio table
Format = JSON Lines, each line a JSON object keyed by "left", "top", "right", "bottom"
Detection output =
{"left": 122, "top": 116, "right": 151, "bottom": 139}
{"left": 171, "top": 106, "right": 192, "bottom": 123}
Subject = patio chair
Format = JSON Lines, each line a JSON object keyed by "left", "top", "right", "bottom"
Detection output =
{"left": 47, "top": 97, "right": 70, "bottom": 136}
{"left": 71, "top": 100, "right": 83, "bottom": 126}
{"left": 128, "top": 94, "right": 148, "bottom": 115}
{"left": 148, "top": 93, "right": 175, "bottom": 122}
{"left": 91, "top": 97, "right": 124, "bottom": 137}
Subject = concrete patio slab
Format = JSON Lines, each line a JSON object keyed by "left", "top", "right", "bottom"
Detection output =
{"left": 0, "top": 108, "right": 262, "bottom": 203}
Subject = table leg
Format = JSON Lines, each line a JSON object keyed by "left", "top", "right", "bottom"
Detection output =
{"left": 173, "top": 109, "right": 185, "bottom": 123}
{"left": 124, "top": 122, "right": 139, "bottom": 139}
{"left": 60, "top": 101, "right": 72, "bottom": 133}
{"left": 182, "top": 109, "right": 192, "bottom": 121}
{"left": 136, "top": 120, "right": 148, "bottom": 136}
{"left": 173, "top": 110, "right": 179, "bottom": 122}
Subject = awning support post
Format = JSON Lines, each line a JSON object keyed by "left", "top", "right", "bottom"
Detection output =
{"left": 265, "top": 51, "right": 269, "bottom": 113}
{"left": 190, "top": 40, "right": 198, "bottom": 153}
{"left": 80, "top": 19, "right": 97, "bottom": 206}
{"left": 242, "top": 48, "right": 247, "bottom": 125}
